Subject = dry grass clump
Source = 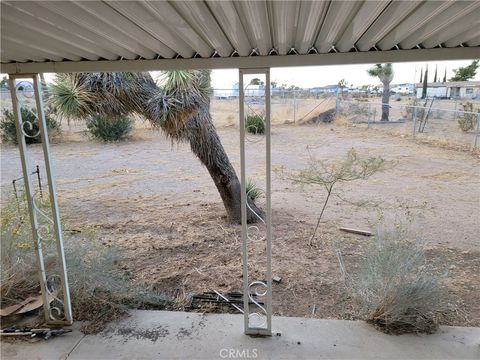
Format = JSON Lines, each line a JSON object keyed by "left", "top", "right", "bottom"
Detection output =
{"left": 1, "top": 194, "right": 170, "bottom": 334}
{"left": 337, "top": 227, "right": 446, "bottom": 334}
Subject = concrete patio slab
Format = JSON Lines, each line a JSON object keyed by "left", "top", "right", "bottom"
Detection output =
{"left": 2, "top": 310, "right": 479, "bottom": 360}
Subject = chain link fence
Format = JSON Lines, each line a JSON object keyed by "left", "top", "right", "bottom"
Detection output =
{"left": 338, "top": 97, "right": 480, "bottom": 150}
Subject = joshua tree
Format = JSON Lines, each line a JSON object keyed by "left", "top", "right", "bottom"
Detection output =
{"left": 338, "top": 79, "right": 348, "bottom": 97}
{"left": 367, "top": 64, "right": 394, "bottom": 122}
{"left": 48, "top": 71, "right": 262, "bottom": 223}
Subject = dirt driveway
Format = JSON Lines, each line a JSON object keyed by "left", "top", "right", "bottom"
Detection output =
{"left": 1, "top": 123, "right": 479, "bottom": 326}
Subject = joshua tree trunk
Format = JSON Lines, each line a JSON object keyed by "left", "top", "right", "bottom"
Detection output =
{"left": 381, "top": 82, "right": 390, "bottom": 121}
{"left": 178, "top": 108, "right": 263, "bottom": 223}
{"left": 136, "top": 78, "right": 263, "bottom": 223}
{"left": 60, "top": 72, "right": 263, "bottom": 224}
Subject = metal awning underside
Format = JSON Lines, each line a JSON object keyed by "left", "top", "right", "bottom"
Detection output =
{"left": 1, "top": 0, "right": 480, "bottom": 74}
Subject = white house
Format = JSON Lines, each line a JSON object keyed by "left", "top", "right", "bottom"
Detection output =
{"left": 415, "top": 81, "right": 480, "bottom": 99}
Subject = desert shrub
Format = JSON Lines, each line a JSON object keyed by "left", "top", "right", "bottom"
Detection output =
{"left": 86, "top": 114, "right": 133, "bottom": 141}
{"left": 404, "top": 98, "right": 425, "bottom": 120}
{"left": 86, "top": 114, "right": 134, "bottom": 141}
{"left": 457, "top": 102, "right": 478, "bottom": 132}
{"left": 87, "top": 115, "right": 134, "bottom": 141}
{"left": 341, "top": 102, "right": 369, "bottom": 117}
{"left": 0, "top": 107, "right": 61, "bottom": 144}
{"left": 337, "top": 227, "right": 445, "bottom": 334}
{"left": 0, "top": 194, "right": 170, "bottom": 334}
{"left": 245, "top": 114, "right": 265, "bottom": 134}
{"left": 285, "top": 148, "right": 388, "bottom": 246}
{"left": 246, "top": 178, "right": 263, "bottom": 201}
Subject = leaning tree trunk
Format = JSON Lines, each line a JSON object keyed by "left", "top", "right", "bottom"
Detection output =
{"left": 381, "top": 83, "right": 390, "bottom": 121}
{"left": 135, "top": 76, "right": 263, "bottom": 223}
{"left": 68, "top": 72, "right": 262, "bottom": 223}
{"left": 183, "top": 110, "right": 262, "bottom": 223}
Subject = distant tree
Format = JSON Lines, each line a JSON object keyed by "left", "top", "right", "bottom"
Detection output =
{"left": 271, "top": 81, "right": 277, "bottom": 89}
{"left": 449, "top": 60, "right": 479, "bottom": 81}
{"left": 443, "top": 68, "right": 447, "bottom": 83}
{"left": 338, "top": 79, "right": 348, "bottom": 97}
{"left": 419, "top": 67, "right": 423, "bottom": 84}
{"left": 433, "top": 65, "right": 438, "bottom": 83}
{"left": 250, "top": 78, "right": 262, "bottom": 85}
{"left": 367, "top": 64, "right": 394, "bottom": 121}
{"left": 422, "top": 65, "right": 428, "bottom": 99}
{"left": 0, "top": 76, "right": 8, "bottom": 89}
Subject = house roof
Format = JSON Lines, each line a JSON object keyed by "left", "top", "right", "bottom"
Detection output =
{"left": 414, "top": 81, "right": 480, "bottom": 88}
{"left": 1, "top": 1, "right": 479, "bottom": 74}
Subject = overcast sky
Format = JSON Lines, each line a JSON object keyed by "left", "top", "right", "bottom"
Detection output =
{"left": 211, "top": 60, "right": 479, "bottom": 89}
{"left": 8, "top": 59, "right": 477, "bottom": 90}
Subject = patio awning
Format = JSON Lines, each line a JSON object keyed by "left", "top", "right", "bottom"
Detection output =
{"left": 1, "top": 0, "right": 479, "bottom": 74}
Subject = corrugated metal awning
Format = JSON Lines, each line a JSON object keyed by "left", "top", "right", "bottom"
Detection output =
{"left": 1, "top": 0, "right": 479, "bottom": 74}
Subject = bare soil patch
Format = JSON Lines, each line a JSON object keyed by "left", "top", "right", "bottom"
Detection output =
{"left": 1, "top": 123, "right": 478, "bottom": 327}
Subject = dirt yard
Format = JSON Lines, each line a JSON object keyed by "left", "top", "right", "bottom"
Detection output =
{"left": 1, "top": 120, "right": 479, "bottom": 327}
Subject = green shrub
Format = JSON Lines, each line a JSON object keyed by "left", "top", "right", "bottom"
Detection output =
{"left": 457, "top": 102, "right": 478, "bottom": 132}
{"left": 0, "top": 107, "right": 61, "bottom": 144}
{"left": 246, "top": 178, "right": 263, "bottom": 201}
{"left": 337, "top": 227, "right": 445, "bottom": 334}
{"left": 245, "top": 114, "right": 265, "bottom": 135}
{"left": 86, "top": 114, "right": 134, "bottom": 141}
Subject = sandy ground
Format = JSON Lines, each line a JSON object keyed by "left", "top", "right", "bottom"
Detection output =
{"left": 1, "top": 121, "right": 479, "bottom": 327}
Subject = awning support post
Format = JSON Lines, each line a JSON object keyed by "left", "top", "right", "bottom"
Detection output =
{"left": 239, "top": 68, "right": 272, "bottom": 336}
{"left": 8, "top": 74, "right": 72, "bottom": 325}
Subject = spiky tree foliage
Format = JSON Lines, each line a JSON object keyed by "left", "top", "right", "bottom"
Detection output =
{"left": 48, "top": 71, "right": 262, "bottom": 223}
{"left": 433, "top": 64, "right": 438, "bottom": 83}
{"left": 367, "top": 64, "right": 394, "bottom": 121}
{"left": 419, "top": 68, "right": 423, "bottom": 84}
{"left": 443, "top": 68, "right": 447, "bottom": 83}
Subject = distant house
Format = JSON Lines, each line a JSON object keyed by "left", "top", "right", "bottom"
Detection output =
{"left": 214, "top": 84, "right": 264, "bottom": 99}
{"left": 414, "top": 81, "right": 480, "bottom": 99}
{"left": 391, "top": 83, "right": 414, "bottom": 95}
{"left": 311, "top": 85, "right": 338, "bottom": 94}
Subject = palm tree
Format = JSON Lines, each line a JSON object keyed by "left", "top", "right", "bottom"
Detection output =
{"left": 367, "top": 64, "right": 394, "bottom": 121}
{"left": 48, "top": 71, "right": 262, "bottom": 223}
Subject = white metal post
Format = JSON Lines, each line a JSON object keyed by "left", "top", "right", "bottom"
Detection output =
{"left": 239, "top": 70, "right": 249, "bottom": 333}
{"left": 265, "top": 68, "right": 272, "bottom": 334}
{"left": 8, "top": 74, "right": 72, "bottom": 325}
{"left": 8, "top": 76, "right": 51, "bottom": 323}
{"left": 239, "top": 68, "right": 272, "bottom": 336}
{"left": 33, "top": 75, "right": 73, "bottom": 324}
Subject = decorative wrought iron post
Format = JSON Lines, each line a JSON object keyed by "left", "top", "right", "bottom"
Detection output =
{"left": 239, "top": 68, "right": 272, "bottom": 336}
{"left": 8, "top": 74, "right": 72, "bottom": 325}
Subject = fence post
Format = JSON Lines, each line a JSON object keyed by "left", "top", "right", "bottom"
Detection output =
{"left": 335, "top": 87, "right": 340, "bottom": 113}
{"left": 454, "top": 100, "right": 458, "bottom": 122}
{"left": 293, "top": 89, "right": 297, "bottom": 123}
{"left": 473, "top": 113, "right": 480, "bottom": 150}
{"left": 412, "top": 106, "right": 417, "bottom": 138}
{"left": 367, "top": 103, "right": 371, "bottom": 128}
